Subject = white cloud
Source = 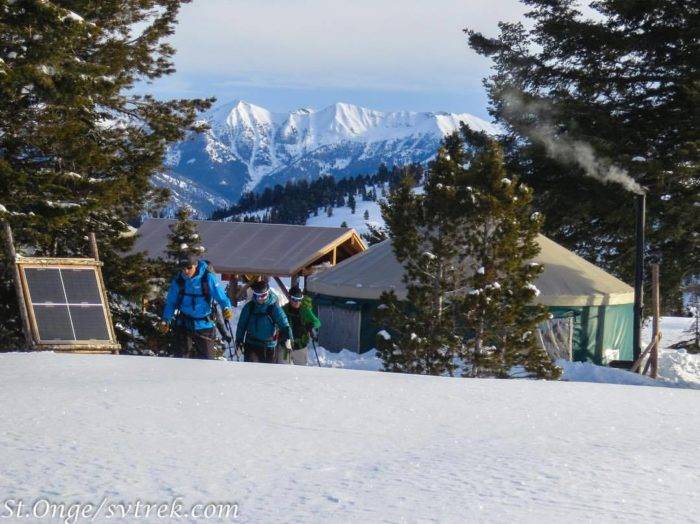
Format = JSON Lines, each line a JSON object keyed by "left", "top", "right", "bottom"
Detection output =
{"left": 170, "top": 0, "right": 527, "bottom": 91}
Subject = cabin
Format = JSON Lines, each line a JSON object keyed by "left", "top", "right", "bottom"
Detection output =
{"left": 132, "top": 219, "right": 366, "bottom": 299}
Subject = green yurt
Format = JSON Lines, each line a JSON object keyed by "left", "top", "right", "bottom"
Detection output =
{"left": 307, "top": 235, "right": 635, "bottom": 364}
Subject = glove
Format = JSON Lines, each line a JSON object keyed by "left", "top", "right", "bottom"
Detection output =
{"left": 223, "top": 308, "right": 233, "bottom": 321}
{"left": 310, "top": 328, "right": 319, "bottom": 341}
{"left": 235, "top": 339, "right": 244, "bottom": 350}
{"left": 284, "top": 339, "right": 292, "bottom": 351}
{"left": 157, "top": 321, "right": 170, "bottom": 334}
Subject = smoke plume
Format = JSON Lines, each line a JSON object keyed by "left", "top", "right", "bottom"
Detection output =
{"left": 501, "top": 91, "right": 644, "bottom": 194}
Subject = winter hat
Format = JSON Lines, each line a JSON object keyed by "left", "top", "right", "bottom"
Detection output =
{"left": 251, "top": 279, "right": 270, "bottom": 295}
{"left": 289, "top": 286, "right": 304, "bottom": 301}
{"left": 178, "top": 253, "right": 198, "bottom": 269}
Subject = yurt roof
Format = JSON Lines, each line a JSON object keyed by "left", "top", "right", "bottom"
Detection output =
{"left": 307, "top": 236, "right": 634, "bottom": 307}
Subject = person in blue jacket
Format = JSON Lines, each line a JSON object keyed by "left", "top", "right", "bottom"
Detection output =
{"left": 235, "top": 279, "right": 293, "bottom": 363}
{"left": 159, "top": 254, "right": 233, "bottom": 359}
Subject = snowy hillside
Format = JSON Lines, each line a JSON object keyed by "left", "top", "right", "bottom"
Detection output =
{"left": 159, "top": 101, "right": 496, "bottom": 216}
{"left": 1, "top": 352, "right": 697, "bottom": 523}
{"left": 306, "top": 188, "right": 385, "bottom": 234}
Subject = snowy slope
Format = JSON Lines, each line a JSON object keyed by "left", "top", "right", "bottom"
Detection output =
{"left": 0, "top": 352, "right": 698, "bottom": 523}
{"left": 305, "top": 191, "right": 384, "bottom": 235}
{"left": 162, "top": 101, "right": 497, "bottom": 215}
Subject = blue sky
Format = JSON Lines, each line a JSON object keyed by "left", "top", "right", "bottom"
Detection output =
{"left": 142, "top": 0, "right": 528, "bottom": 120}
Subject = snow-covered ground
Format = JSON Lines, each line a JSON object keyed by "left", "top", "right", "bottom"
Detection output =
{"left": 310, "top": 317, "right": 700, "bottom": 390}
{"left": 305, "top": 194, "right": 383, "bottom": 236}
{"left": 1, "top": 351, "right": 698, "bottom": 523}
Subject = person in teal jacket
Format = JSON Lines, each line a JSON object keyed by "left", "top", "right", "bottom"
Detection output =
{"left": 235, "top": 279, "right": 293, "bottom": 363}
{"left": 159, "top": 255, "right": 233, "bottom": 359}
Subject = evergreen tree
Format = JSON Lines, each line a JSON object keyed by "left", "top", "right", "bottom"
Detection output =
{"left": 326, "top": 206, "right": 333, "bottom": 217}
{"left": 376, "top": 132, "right": 559, "bottom": 379}
{"left": 0, "top": 0, "right": 212, "bottom": 350}
{"left": 340, "top": 221, "right": 348, "bottom": 228}
{"left": 466, "top": 0, "right": 699, "bottom": 312}
{"left": 363, "top": 209, "right": 370, "bottom": 220}
{"left": 165, "top": 207, "right": 205, "bottom": 262}
{"left": 348, "top": 193, "right": 356, "bottom": 214}
{"left": 375, "top": 137, "right": 472, "bottom": 376}
{"left": 455, "top": 134, "right": 559, "bottom": 379}
{"left": 362, "top": 223, "right": 389, "bottom": 246}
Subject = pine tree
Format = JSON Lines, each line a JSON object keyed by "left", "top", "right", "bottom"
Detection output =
{"left": 326, "top": 206, "right": 333, "bottom": 218}
{"left": 362, "top": 223, "right": 389, "bottom": 246}
{"left": 376, "top": 132, "right": 559, "bottom": 379}
{"left": 375, "top": 136, "right": 472, "bottom": 376}
{"left": 166, "top": 207, "right": 206, "bottom": 262}
{"left": 348, "top": 193, "right": 356, "bottom": 214}
{"left": 455, "top": 134, "right": 560, "bottom": 379}
{"left": 0, "top": 1, "right": 212, "bottom": 350}
{"left": 363, "top": 209, "right": 369, "bottom": 220}
{"left": 340, "top": 221, "right": 348, "bottom": 228}
{"left": 466, "top": 0, "right": 699, "bottom": 312}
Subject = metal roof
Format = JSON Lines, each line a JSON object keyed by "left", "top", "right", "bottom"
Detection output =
{"left": 132, "top": 219, "right": 363, "bottom": 276}
{"left": 308, "top": 236, "right": 635, "bottom": 306}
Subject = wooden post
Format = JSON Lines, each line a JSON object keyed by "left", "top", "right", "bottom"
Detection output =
{"left": 650, "top": 264, "right": 660, "bottom": 378}
{"left": 3, "top": 222, "right": 34, "bottom": 350}
{"left": 89, "top": 232, "right": 100, "bottom": 261}
{"left": 332, "top": 246, "right": 337, "bottom": 266}
{"left": 227, "top": 275, "right": 240, "bottom": 306}
{"left": 273, "top": 276, "right": 290, "bottom": 300}
{"left": 89, "top": 232, "right": 120, "bottom": 354}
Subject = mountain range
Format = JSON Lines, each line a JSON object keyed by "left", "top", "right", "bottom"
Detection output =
{"left": 157, "top": 101, "right": 497, "bottom": 216}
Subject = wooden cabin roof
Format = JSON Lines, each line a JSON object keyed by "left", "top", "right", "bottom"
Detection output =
{"left": 132, "top": 219, "right": 365, "bottom": 276}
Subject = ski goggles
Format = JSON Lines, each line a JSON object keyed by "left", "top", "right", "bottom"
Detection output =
{"left": 252, "top": 290, "right": 269, "bottom": 299}
{"left": 290, "top": 295, "right": 303, "bottom": 302}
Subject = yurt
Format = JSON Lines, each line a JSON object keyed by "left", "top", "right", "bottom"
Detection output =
{"left": 307, "top": 236, "right": 635, "bottom": 364}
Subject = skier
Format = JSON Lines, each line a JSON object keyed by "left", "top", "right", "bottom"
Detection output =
{"left": 158, "top": 254, "right": 234, "bottom": 359}
{"left": 235, "top": 279, "right": 293, "bottom": 363}
{"left": 282, "top": 285, "right": 321, "bottom": 365}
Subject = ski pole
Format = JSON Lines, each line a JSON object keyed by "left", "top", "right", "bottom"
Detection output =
{"left": 310, "top": 336, "right": 322, "bottom": 367}
{"left": 225, "top": 319, "right": 240, "bottom": 361}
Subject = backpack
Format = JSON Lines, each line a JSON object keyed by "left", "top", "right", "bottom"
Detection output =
{"left": 174, "top": 260, "right": 214, "bottom": 320}
{"left": 243, "top": 300, "right": 279, "bottom": 343}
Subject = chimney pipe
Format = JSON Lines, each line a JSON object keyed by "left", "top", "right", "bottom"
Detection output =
{"left": 633, "top": 192, "right": 645, "bottom": 361}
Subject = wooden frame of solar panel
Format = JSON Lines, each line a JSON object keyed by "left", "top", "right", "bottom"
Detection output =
{"left": 16, "top": 256, "right": 120, "bottom": 353}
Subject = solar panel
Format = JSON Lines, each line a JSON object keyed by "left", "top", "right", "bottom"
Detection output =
{"left": 20, "top": 263, "right": 116, "bottom": 347}
{"left": 62, "top": 268, "right": 102, "bottom": 304}
{"left": 33, "top": 305, "right": 74, "bottom": 341}
{"left": 70, "top": 305, "right": 111, "bottom": 340}
{"left": 24, "top": 268, "right": 64, "bottom": 303}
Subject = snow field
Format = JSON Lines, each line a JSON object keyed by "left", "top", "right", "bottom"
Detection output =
{"left": 0, "top": 352, "right": 698, "bottom": 523}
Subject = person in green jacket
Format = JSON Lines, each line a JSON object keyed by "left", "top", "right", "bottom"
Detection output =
{"left": 282, "top": 285, "right": 321, "bottom": 365}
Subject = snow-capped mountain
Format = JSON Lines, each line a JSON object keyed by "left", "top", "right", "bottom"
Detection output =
{"left": 158, "top": 101, "right": 497, "bottom": 216}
